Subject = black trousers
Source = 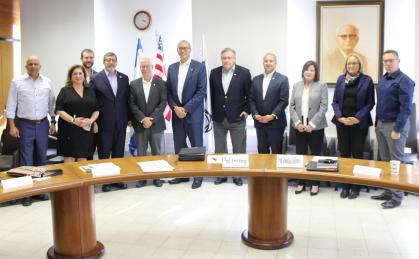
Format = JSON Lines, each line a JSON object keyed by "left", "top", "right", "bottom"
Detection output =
{"left": 295, "top": 129, "right": 324, "bottom": 187}
{"left": 337, "top": 125, "right": 368, "bottom": 192}
{"left": 256, "top": 127, "right": 285, "bottom": 154}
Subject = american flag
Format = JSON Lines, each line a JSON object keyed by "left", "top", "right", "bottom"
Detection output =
{"left": 153, "top": 35, "right": 171, "bottom": 121}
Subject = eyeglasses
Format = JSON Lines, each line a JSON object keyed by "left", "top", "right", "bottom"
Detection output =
{"left": 346, "top": 62, "right": 359, "bottom": 66}
{"left": 383, "top": 59, "right": 398, "bottom": 64}
{"left": 140, "top": 65, "right": 152, "bottom": 69}
{"left": 338, "top": 34, "right": 357, "bottom": 40}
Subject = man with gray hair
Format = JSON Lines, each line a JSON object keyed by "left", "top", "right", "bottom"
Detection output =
{"left": 209, "top": 48, "right": 251, "bottom": 186}
{"left": 129, "top": 57, "right": 167, "bottom": 188}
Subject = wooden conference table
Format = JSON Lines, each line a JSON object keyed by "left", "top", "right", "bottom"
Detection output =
{"left": 1, "top": 154, "right": 419, "bottom": 258}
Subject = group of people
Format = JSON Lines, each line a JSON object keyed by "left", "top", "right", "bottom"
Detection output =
{"left": 5, "top": 39, "right": 415, "bottom": 209}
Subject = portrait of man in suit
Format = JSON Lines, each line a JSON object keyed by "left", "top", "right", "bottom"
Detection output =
{"left": 209, "top": 48, "right": 251, "bottom": 186}
{"left": 129, "top": 57, "right": 166, "bottom": 188}
{"left": 324, "top": 24, "right": 368, "bottom": 82}
{"left": 166, "top": 40, "right": 207, "bottom": 189}
{"left": 89, "top": 52, "right": 130, "bottom": 192}
{"left": 249, "top": 53, "right": 289, "bottom": 154}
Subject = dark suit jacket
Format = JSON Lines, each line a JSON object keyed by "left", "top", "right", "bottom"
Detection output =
{"left": 249, "top": 71, "right": 289, "bottom": 129}
{"left": 166, "top": 59, "right": 207, "bottom": 124}
{"left": 332, "top": 73, "right": 375, "bottom": 129}
{"left": 210, "top": 65, "right": 251, "bottom": 123}
{"left": 129, "top": 77, "right": 167, "bottom": 133}
{"left": 89, "top": 70, "right": 130, "bottom": 132}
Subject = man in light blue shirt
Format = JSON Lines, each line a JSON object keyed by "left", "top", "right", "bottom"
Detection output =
{"left": 5, "top": 55, "right": 56, "bottom": 206}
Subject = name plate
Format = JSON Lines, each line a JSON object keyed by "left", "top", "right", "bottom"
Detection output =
{"left": 353, "top": 165, "right": 382, "bottom": 177}
{"left": 1, "top": 176, "right": 33, "bottom": 191}
{"left": 277, "top": 155, "right": 304, "bottom": 168}
{"left": 222, "top": 155, "right": 249, "bottom": 168}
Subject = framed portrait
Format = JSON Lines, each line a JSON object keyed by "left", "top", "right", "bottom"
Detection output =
{"left": 316, "top": 1, "right": 384, "bottom": 85}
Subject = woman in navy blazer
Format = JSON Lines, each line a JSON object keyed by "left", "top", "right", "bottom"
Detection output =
{"left": 332, "top": 54, "right": 375, "bottom": 199}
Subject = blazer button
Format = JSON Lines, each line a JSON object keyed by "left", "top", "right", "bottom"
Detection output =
{"left": 225, "top": 95, "right": 228, "bottom": 99}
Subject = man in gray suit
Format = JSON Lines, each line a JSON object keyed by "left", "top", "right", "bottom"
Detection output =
{"left": 129, "top": 57, "right": 167, "bottom": 187}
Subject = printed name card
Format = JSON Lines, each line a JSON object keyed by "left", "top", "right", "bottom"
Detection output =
{"left": 277, "top": 155, "right": 304, "bottom": 168}
{"left": 353, "top": 165, "right": 382, "bottom": 177}
{"left": 1, "top": 176, "right": 33, "bottom": 191}
{"left": 222, "top": 155, "right": 249, "bottom": 168}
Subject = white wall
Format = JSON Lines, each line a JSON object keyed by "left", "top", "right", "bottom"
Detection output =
{"left": 94, "top": 0, "right": 192, "bottom": 80}
{"left": 20, "top": 0, "right": 94, "bottom": 92}
{"left": 191, "top": 0, "right": 287, "bottom": 77}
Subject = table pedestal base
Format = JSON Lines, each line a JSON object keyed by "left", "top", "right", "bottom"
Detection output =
{"left": 242, "top": 177, "right": 293, "bottom": 249}
{"left": 47, "top": 186, "right": 104, "bottom": 258}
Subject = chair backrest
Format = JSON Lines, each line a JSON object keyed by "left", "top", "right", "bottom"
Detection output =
{"left": 406, "top": 103, "right": 417, "bottom": 153}
{"left": 1, "top": 122, "right": 19, "bottom": 155}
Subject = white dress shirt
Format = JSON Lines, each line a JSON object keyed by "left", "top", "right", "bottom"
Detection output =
{"left": 262, "top": 71, "right": 274, "bottom": 100}
{"left": 301, "top": 85, "right": 310, "bottom": 126}
{"left": 142, "top": 77, "right": 152, "bottom": 103}
{"left": 5, "top": 74, "right": 55, "bottom": 120}
{"left": 177, "top": 58, "right": 191, "bottom": 103}
{"left": 105, "top": 70, "right": 118, "bottom": 96}
{"left": 222, "top": 66, "right": 235, "bottom": 94}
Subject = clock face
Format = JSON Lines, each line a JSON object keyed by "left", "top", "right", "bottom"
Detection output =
{"left": 134, "top": 11, "right": 151, "bottom": 30}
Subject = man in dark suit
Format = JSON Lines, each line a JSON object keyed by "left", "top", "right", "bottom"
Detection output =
{"left": 249, "top": 53, "right": 289, "bottom": 154}
{"left": 210, "top": 48, "right": 251, "bottom": 186}
{"left": 166, "top": 40, "right": 207, "bottom": 189}
{"left": 89, "top": 52, "right": 130, "bottom": 192}
{"left": 81, "top": 48, "right": 98, "bottom": 160}
{"left": 129, "top": 57, "right": 167, "bottom": 188}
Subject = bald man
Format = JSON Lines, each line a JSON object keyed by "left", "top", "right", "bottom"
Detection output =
{"left": 5, "top": 56, "right": 56, "bottom": 206}
{"left": 325, "top": 24, "right": 368, "bottom": 82}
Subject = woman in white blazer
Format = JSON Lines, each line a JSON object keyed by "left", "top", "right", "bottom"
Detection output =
{"left": 290, "top": 61, "right": 328, "bottom": 195}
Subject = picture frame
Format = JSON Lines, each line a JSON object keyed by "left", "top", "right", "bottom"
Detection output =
{"left": 316, "top": 1, "right": 384, "bottom": 85}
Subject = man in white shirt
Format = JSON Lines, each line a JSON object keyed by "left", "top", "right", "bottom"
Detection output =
{"left": 166, "top": 40, "right": 207, "bottom": 189}
{"left": 129, "top": 57, "right": 167, "bottom": 188}
{"left": 5, "top": 55, "right": 56, "bottom": 206}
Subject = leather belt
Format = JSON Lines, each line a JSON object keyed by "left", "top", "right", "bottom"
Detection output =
{"left": 19, "top": 117, "right": 47, "bottom": 124}
{"left": 378, "top": 118, "right": 396, "bottom": 123}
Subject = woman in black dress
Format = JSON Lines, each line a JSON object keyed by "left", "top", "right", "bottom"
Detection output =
{"left": 56, "top": 65, "right": 99, "bottom": 162}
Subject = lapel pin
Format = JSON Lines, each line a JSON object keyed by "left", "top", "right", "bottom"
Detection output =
{"left": 233, "top": 73, "right": 237, "bottom": 76}
{"left": 272, "top": 77, "right": 275, "bottom": 80}
{"left": 119, "top": 75, "right": 122, "bottom": 78}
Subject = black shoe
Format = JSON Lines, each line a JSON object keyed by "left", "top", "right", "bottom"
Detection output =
{"left": 340, "top": 189, "right": 349, "bottom": 199}
{"left": 34, "top": 194, "right": 49, "bottom": 201}
{"left": 371, "top": 193, "right": 392, "bottom": 201}
{"left": 310, "top": 186, "right": 319, "bottom": 196}
{"left": 113, "top": 183, "right": 128, "bottom": 189}
{"left": 233, "top": 177, "right": 243, "bottom": 186}
{"left": 153, "top": 179, "right": 164, "bottom": 187}
{"left": 102, "top": 184, "right": 112, "bottom": 192}
{"left": 168, "top": 178, "right": 189, "bottom": 184}
{"left": 214, "top": 177, "right": 227, "bottom": 185}
{"left": 192, "top": 178, "right": 202, "bottom": 189}
{"left": 381, "top": 199, "right": 401, "bottom": 209}
{"left": 22, "top": 197, "right": 32, "bottom": 207}
{"left": 136, "top": 180, "right": 147, "bottom": 188}
{"left": 295, "top": 185, "right": 305, "bottom": 194}
{"left": 348, "top": 191, "right": 359, "bottom": 199}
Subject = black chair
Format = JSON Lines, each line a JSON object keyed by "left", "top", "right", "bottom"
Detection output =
{"left": 0, "top": 128, "right": 19, "bottom": 171}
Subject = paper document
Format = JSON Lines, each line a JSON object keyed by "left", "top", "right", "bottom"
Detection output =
{"left": 79, "top": 162, "right": 121, "bottom": 177}
{"left": 353, "top": 165, "right": 382, "bottom": 177}
{"left": 137, "top": 160, "right": 174, "bottom": 172}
